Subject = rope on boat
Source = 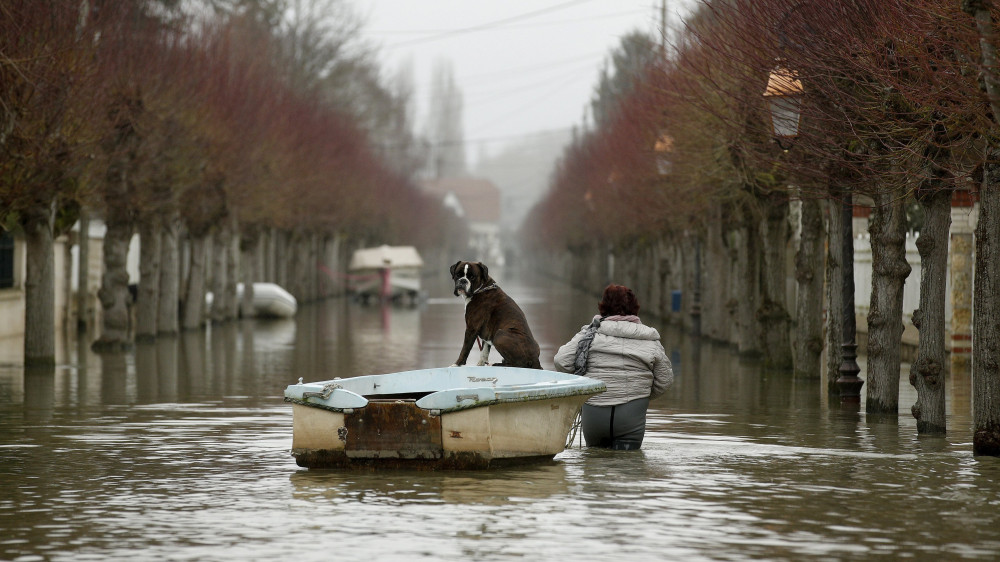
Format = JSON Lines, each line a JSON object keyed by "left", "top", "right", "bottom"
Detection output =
{"left": 301, "top": 382, "right": 343, "bottom": 401}
{"left": 565, "top": 411, "right": 583, "bottom": 448}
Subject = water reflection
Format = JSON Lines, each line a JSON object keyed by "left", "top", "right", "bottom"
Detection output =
{"left": 290, "top": 463, "right": 571, "bottom": 506}
{"left": 22, "top": 366, "right": 54, "bottom": 424}
{"left": 2, "top": 272, "right": 1000, "bottom": 561}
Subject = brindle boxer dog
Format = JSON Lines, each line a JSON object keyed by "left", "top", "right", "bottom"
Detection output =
{"left": 449, "top": 261, "right": 541, "bottom": 369}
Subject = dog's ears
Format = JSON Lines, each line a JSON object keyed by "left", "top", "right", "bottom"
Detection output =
{"left": 450, "top": 261, "right": 463, "bottom": 277}
{"left": 477, "top": 262, "right": 488, "bottom": 279}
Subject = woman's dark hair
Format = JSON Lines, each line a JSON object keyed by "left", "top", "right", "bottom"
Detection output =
{"left": 598, "top": 284, "right": 639, "bottom": 317}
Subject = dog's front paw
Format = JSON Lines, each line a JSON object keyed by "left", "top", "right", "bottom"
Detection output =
{"left": 449, "top": 363, "right": 462, "bottom": 368}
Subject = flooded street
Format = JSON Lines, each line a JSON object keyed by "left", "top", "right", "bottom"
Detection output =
{"left": 2, "top": 271, "right": 1000, "bottom": 561}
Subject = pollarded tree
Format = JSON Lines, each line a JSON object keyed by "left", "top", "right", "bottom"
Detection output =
{"left": 0, "top": 1, "right": 104, "bottom": 365}
{"left": 92, "top": 88, "right": 142, "bottom": 351}
{"left": 962, "top": 0, "right": 1000, "bottom": 455}
{"left": 694, "top": 0, "right": 967, "bottom": 411}
{"left": 771, "top": 0, "right": 979, "bottom": 421}
{"left": 676, "top": 6, "right": 799, "bottom": 366}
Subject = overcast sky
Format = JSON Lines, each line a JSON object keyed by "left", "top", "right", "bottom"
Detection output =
{"left": 359, "top": 0, "right": 688, "bottom": 165}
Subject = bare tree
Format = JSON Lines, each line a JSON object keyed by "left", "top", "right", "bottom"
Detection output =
{"left": 963, "top": 0, "right": 1000, "bottom": 455}
{"left": 0, "top": 1, "right": 100, "bottom": 365}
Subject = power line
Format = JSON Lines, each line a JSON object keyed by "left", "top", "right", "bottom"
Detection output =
{"left": 448, "top": 51, "right": 607, "bottom": 83}
{"left": 460, "top": 59, "right": 602, "bottom": 102}
{"left": 470, "top": 72, "right": 593, "bottom": 133}
{"left": 383, "top": 0, "right": 600, "bottom": 49}
{"left": 400, "top": 52, "right": 608, "bottom": 103}
{"left": 372, "top": 7, "right": 647, "bottom": 36}
{"left": 374, "top": 127, "right": 573, "bottom": 150}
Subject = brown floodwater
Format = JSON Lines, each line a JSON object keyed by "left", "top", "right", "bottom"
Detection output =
{"left": 1, "top": 270, "right": 999, "bottom": 561}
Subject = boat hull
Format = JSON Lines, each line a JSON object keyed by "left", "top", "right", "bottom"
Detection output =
{"left": 286, "top": 366, "right": 604, "bottom": 469}
{"left": 207, "top": 283, "right": 298, "bottom": 318}
{"left": 290, "top": 393, "right": 589, "bottom": 469}
{"left": 240, "top": 282, "right": 297, "bottom": 318}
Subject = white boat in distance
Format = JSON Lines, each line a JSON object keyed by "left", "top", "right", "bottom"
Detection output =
{"left": 348, "top": 245, "right": 423, "bottom": 302}
{"left": 239, "top": 282, "right": 297, "bottom": 318}
{"left": 284, "top": 366, "right": 607, "bottom": 469}
{"left": 206, "top": 282, "right": 297, "bottom": 318}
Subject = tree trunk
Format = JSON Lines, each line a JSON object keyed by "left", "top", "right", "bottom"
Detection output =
{"left": 223, "top": 221, "right": 239, "bottom": 319}
{"left": 974, "top": 148, "right": 1000, "bottom": 455}
{"left": 680, "top": 235, "right": 695, "bottom": 332}
{"left": 262, "top": 228, "right": 273, "bottom": 283}
{"left": 22, "top": 206, "right": 56, "bottom": 367}
{"left": 93, "top": 213, "right": 133, "bottom": 351}
{"left": 965, "top": 0, "right": 1000, "bottom": 456}
{"left": 825, "top": 196, "right": 844, "bottom": 394}
{"left": 909, "top": 152, "right": 952, "bottom": 434}
{"left": 135, "top": 220, "right": 161, "bottom": 342}
{"left": 736, "top": 199, "right": 762, "bottom": 358}
{"left": 287, "top": 229, "right": 304, "bottom": 303}
{"left": 306, "top": 232, "right": 318, "bottom": 303}
{"left": 331, "top": 232, "right": 346, "bottom": 297}
{"left": 656, "top": 237, "right": 672, "bottom": 320}
{"left": 182, "top": 233, "right": 207, "bottom": 330}
{"left": 794, "top": 196, "right": 825, "bottom": 377}
{"left": 158, "top": 214, "right": 180, "bottom": 335}
{"left": 318, "top": 235, "right": 331, "bottom": 299}
{"left": 240, "top": 228, "right": 258, "bottom": 318}
{"left": 77, "top": 209, "right": 89, "bottom": 333}
{"left": 210, "top": 228, "right": 229, "bottom": 323}
{"left": 760, "top": 192, "right": 792, "bottom": 369}
{"left": 276, "top": 230, "right": 288, "bottom": 293}
{"left": 865, "top": 187, "right": 911, "bottom": 415}
{"left": 704, "top": 207, "right": 733, "bottom": 344}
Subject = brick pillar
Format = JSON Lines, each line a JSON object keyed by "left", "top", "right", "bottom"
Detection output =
{"left": 950, "top": 192, "right": 977, "bottom": 372}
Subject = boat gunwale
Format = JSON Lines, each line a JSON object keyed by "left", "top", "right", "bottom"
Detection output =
{"left": 284, "top": 385, "right": 602, "bottom": 415}
{"left": 284, "top": 366, "right": 606, "bottom": 415}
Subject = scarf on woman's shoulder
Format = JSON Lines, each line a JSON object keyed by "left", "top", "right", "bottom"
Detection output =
{"left": 573, "top": 316, "right": 603, "bottom": 376}
{"left": 573, "top": 314, "right": 643, "bottom": 376}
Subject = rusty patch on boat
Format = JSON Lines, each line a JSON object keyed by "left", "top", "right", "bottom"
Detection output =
{"left": 344, "top": 400, "right": 442, "bottom": 459}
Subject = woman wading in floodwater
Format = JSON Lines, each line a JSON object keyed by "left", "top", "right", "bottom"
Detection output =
{"left": 553, "top": 284, "right": 673, "bottom": 450}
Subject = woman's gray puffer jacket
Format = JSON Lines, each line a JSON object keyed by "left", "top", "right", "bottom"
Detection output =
{"left": 553, "top": 317, "right": 673, "bottom": 406}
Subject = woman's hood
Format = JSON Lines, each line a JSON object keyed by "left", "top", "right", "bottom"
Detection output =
{"left": 596, "top": 319, "right": 661, "bottom": 341}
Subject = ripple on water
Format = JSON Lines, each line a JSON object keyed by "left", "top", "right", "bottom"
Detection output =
{"left": 4, "top": 285, "right": 1000, "bottom": 560}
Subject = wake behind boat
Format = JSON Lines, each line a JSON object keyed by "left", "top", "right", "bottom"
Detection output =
{"left": 284, "top": 366, "right": 606, "bottom": 469}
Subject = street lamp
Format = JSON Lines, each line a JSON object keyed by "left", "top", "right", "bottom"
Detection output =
{"left": 654, "top": 132, "right": 674, "bottom": 175}
{"left": 761, "top": 63, "right": 863, "bottom": 401}
{"left": 835, "top": 189, "right": 864, "bottom": 402}
{"left": 762, "top": 64, "right": 804, "bottom": 150}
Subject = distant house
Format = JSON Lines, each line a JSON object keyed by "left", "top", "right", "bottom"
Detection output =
{"left": 420, "top": 177, "right": 505, "bottom": 266}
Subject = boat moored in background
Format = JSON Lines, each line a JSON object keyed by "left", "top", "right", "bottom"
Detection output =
{"left": 347, "top": 245, "right": 424, "bottom": 304}
{"left": 205, "top": 282, "right": 297, "bottom": 318}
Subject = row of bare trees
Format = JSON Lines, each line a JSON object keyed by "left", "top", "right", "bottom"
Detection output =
{"left": 1, "top": 2, "right": 464, "bottom": 363}
{"left": 523, "top": 0, "right": 1000, "bottom": 455}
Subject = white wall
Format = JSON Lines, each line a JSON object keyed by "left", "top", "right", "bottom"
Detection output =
{"left": 853, "top": 230, "right": 951, "bottom": 324}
